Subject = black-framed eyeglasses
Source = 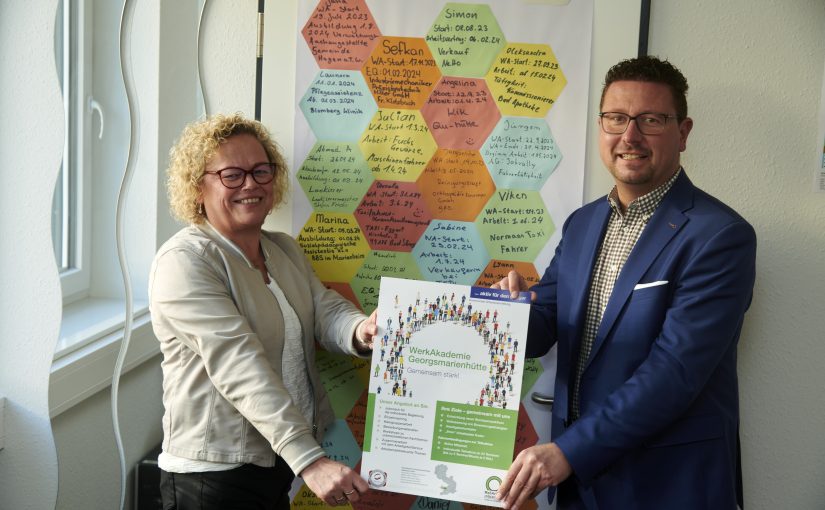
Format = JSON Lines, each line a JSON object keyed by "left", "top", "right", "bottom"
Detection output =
{"left": 204, "top": 163, "right": 277, "bottom": 189}
{"left": 598, "top": 112, "right": 678, "bottom": 135}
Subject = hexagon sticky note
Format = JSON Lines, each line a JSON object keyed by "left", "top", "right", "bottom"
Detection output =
{"left": 297, "top": 212, "right": 369, "bottom": 282}
{"left": 317, "top": 350, "right": 367, "bottom": 419}
{"left": 425, "top": 3, "right": 506, "bottom": 78}
{"left": 520, "top": 358, "right": 544, "bottom": 401}
{"left": 486, "top": 43, "right": 566, "bottom": 117}
{"left": 354, "top": 181, "right": 432, "bottom": 252}
{"left": 351, "top": 251, "right": 423, "bottom": 314}
{"left": 300, "top": 70, "right": 378, "bottom": 142}
{"left": 298, "top": 142, "right": 374, "bottom": 213}
{"left": 481, "top": 117, "right": 562, "bottom": 190}
{"left": 412, "top": 220, "right": 489, "bottom": 285}
{"left": 475, "top": 190, "right": 554, "bottom": 262}
{"left": 349, "top": 471, "right": 417, "bottom": 510}
{"left": 474, "top": 259, "right": 540, "bottom": 288}
{"left": 464, "top": 503, "right": 538, "bottom": 510}
{"left": 292, "top": 482, "right": 352, "bottom": 508}
{"left": 362, "top": 37, "right": 442, "bottom": 109}
{"left": 346, "top": 390, "right": 369, "bottom": 448}
{"left": 359, "top": 110, "right": 438, "bottom": 182}
{"left": 420, "top": 77, "right": 501, "bottom": 150}
{"left": 412, "top": 497, "right": 464, "bottom": 510}
{"left": 417, "top": 149, "right": 495, "bottom": 222}
{"left": 324, "top": 281, "right": 363, "bottom": 311}
{"left": 301, "top": 0, "right": 381, "bottom": 70}
{"left": 319, "top": 419, "right": 362, "bottom": 469}
{"left": 514, "top": 406, "right": 539, "bottom": 458}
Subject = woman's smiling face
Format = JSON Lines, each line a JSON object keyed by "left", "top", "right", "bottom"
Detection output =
{"left": 199, "top": 133, "right": 274, "bottom": 239}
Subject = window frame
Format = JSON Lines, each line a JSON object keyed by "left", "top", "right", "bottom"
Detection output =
{"left": 55, "top": 0, "right": 93, "bottom": 304}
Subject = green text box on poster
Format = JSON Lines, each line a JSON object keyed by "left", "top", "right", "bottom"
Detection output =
{"left": 431, "top": 401, "right": 517, "bottom": 470}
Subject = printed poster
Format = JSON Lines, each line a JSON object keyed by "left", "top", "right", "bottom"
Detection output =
{"left": 360, "top": 277, "right": 531, "bottom": 507}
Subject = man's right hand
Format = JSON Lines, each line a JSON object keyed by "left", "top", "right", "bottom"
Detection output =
{"left": 491, "top": 270, "right": 536, "bottom": 301}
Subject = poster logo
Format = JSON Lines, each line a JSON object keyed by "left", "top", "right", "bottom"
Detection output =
{"left": 368, "top": 469, "right": 388, "bottom": 488}
{"left": 483, "top": 475, "right": 502, "bottom": 502}
{"left": 485, "top": 476, "right": 502, "bottom": 492}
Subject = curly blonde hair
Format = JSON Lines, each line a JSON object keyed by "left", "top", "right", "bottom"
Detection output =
{"left": 167, "top": 113, "right": 289, "bottom": 224}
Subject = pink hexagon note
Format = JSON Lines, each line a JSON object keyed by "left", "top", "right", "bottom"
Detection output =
{"left": 420, "top": 77, "right": 501, "bottom": 150}
{"left": 354, "top": 180, "right": 432, "bottom": 252}
{"left": 302, "top": 0, "right": 382, "bottom": 70}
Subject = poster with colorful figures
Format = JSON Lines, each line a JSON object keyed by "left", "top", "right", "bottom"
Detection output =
{"left": 289, "top": 1, "right": 593, "bottom": 508}
{"left": 360, "top": 277, "right": 531, "bottom": 507}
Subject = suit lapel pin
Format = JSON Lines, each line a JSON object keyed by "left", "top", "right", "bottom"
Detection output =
{"left": 668, "top": 222, "right": 677, "bottom": 229}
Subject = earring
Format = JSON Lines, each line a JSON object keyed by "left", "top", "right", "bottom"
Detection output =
{"left": 198, "top": 203, "right": 204, "bottom": 216}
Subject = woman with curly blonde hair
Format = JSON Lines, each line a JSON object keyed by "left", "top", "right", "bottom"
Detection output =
{"left": 150, "top": 114, "right": 376, "bottom": 509}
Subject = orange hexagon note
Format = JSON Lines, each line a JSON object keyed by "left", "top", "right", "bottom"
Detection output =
{"left": 417, "top": 149, "right": 495, "bottom": 222}
{"left": 486, "top": 43, "right": 567, "bottom": 117}
{"left": 302, "top": 0, "right": 382, "bottom": 70}
{"left": 420, "top": 77, "right": 501, "bottom": 150}
{"left": 361, "top": 37, "right": 442, "bottom": 110}
{"left": 323, "top": 281, "right": 363, "bottom": 311}
{"left": 474, "top": 259, "right": 541, "bottom": 288}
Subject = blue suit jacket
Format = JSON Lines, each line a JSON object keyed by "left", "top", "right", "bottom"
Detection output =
{"left": 527, "top": 172, "right": 755, "bottom": 510}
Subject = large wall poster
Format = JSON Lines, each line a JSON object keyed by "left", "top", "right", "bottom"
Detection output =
{"left": 289, "top": 1, "right": 593, "bottom": 508}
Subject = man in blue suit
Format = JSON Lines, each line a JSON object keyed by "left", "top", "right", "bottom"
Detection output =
{"left": 494, "top": 56, "right": 755, "bottom": 510}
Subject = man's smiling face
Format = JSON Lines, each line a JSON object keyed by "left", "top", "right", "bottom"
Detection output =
{"left": 598, "top": 80, "right": 692, "bottom": 206}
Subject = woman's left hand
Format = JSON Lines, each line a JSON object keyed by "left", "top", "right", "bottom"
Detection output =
{"left": 300, "top": 457, "right": 369, "bottom": 506}
{"left": 354, "top": 309, "right": 378, "bottom": 353}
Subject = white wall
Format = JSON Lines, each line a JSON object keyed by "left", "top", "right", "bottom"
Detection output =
{"left": 0, "top": 1, "right": 62, "bottom": 508}
{"left": 645, "top": 2, "right": 825, "bottom": 507}
{"left": 53, "top": 361, "right": 163, "bottom": 510}
{"left": 0, "top": 0, "right": 203, "bottom": 508}
{"left": 51, "top": 1, "right": 204, "bottom": 508}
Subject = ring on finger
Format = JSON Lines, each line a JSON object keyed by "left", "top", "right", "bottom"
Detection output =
{"left": 335, "top": 496, "right": 347, "bottom": 503}
{"left": 344, "top": 489, "right": 355, "bottom": 496}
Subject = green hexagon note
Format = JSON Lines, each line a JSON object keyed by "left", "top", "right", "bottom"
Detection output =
{"left": 520, "top": 358, "right": 544, "bottom": 400}
{"left": 425, "top": 3, "right": 506, "bottom": 78}
{"left": 316, "top": 350, "right": 368, "bottom": 420}
{"left": 351, "top": 251, "right": 423, "bottom": 314}
{"left": 298, "top": 142, "right": 374, "bottom": 213}
{"left": 475, "top": 190, "right": 555, "bottom": 262}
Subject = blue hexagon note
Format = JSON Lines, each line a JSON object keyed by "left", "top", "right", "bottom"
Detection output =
{"left": 481, "top": 117, "right": 562, "bottom": 190}
{"left": 412, "top": 220, "right": 489, "bottom": 285}
{"left": 320, "top": 419, "right": 362, "bottom": 470}
{"left": 300, "top": 70, "right": 378, "bottom": 142}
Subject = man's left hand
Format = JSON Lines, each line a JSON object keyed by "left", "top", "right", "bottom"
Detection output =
{"left": 496, "top": 443, "right": 573, "bottom": 510}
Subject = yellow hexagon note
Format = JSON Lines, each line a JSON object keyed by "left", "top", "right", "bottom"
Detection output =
{"left": 486, "top": 43, "right": 567, "bottom": 117}
{"left": 296, "top": 212, "right": 370, "bottom": 283}
{"left": 359, "top": 109, "right": 438, "bottom": 182}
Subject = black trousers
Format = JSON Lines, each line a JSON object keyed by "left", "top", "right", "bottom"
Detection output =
{"left": 160, "top": 458, "right": 294, "bottom": 510}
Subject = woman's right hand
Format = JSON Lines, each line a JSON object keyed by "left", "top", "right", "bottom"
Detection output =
{"left": 300, "top": 456, "right": 369, "bottom": 506}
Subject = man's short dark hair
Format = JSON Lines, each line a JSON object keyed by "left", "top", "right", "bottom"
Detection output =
{"left": 600, "top": 56, "right": 689, "bottom": 120}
